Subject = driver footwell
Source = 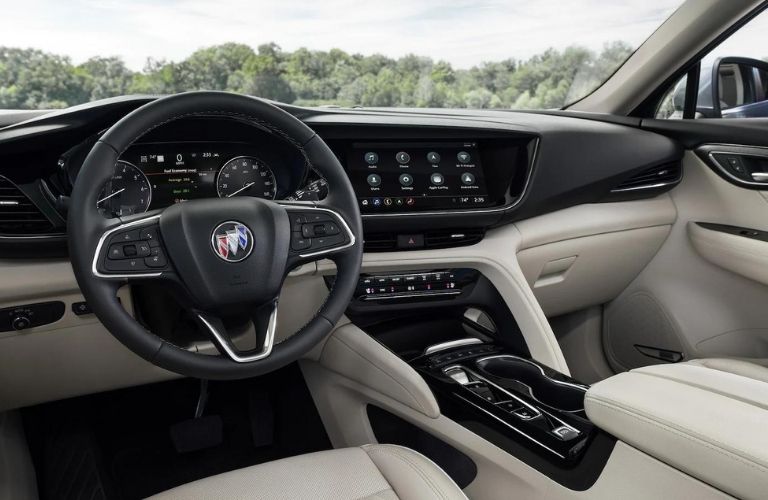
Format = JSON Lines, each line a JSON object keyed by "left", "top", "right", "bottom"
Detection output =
{"left": 22, "top": 363, "right": 331, "bottom": 500}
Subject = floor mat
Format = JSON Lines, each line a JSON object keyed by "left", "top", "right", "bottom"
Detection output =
{"left": 24, "top": 363, "right": 331, "bottom": 500}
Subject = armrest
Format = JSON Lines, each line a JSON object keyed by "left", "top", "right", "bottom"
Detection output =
{"left": 585, "top": 359, "right": 768, "bottom": 500}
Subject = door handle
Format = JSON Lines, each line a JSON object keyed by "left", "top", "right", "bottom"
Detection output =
{"left": 751, "top": 172, "right": 768, "bottom": 182}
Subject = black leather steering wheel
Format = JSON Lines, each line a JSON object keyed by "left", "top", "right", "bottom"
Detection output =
{"left": 68, "top": 91, "right": 363, "bottom": 380}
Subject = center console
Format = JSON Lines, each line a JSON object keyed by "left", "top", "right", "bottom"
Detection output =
{"left": 334, "top": 266, "right": 616, "bottom": 490}
{"left": 412, "top": 340, "right": 594, "bottom": 462}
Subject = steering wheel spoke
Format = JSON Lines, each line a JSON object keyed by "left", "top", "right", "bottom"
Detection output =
{"left": 92, "top": 211, "right": 175, "bottom": 281}
{"left": 280, "top": 202, "right": 357, "bottom": 266}
{"left": 194, "top": 301, "right": 278, "bottom": 363}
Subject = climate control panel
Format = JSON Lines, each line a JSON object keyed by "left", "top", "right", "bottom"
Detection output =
{"left": 354, "top": 268, "right": 478, "bottom": 302}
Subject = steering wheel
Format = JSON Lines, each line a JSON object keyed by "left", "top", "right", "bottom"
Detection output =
{"left": 68, "top": 91, "right": 363, "bottom": 380}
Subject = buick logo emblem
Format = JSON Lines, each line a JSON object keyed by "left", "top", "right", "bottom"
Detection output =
{"left": 211, "top": 221, "right": 254, "bottom": 262}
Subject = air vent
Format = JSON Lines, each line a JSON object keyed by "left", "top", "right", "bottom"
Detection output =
{"left": 0, "top": 176, "right": 56, "bottom": 236}
{"left": 424, "top": 228, "right": 485, "bottom": 249}
{"left": 363, "top": 228, "right": 485, "bottom": 252}
{"left": 612, "top": 161, "right": 682, "bottom": 192}
{"left": 363, "top": 233, "right": 397, "bottom": 251}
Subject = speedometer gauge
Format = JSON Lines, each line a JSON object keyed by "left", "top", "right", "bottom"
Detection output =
{"left": 216, "top": 156, "right": 277, "bottom": 199}
{"left": 97, "top": 160, "right": 152, "bottom": 217}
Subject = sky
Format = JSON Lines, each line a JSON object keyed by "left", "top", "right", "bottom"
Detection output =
{"left": 0, "top": 0, "right": 693, "bottom": 70}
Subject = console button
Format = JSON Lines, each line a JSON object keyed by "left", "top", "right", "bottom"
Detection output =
{"left": 512, "top": 407, "right": 540, "bottom": 420}
{"left": 467, "top": 383, "right": 497, "bottom": 403}
{"left": 497, "top": 401, "right": 524, "bottom": 413}
{"left": 427, "top": 152, "right": 441, "bottom": 164}
{"left": 72, "top": 301, "right": 92, "bottom": 316}
{"left": 551, "top": 426, "right": 581, "bottom": 441}
{"left": 123, "top": 244, "right": 138, "bottom": 257}
{"left": 430, "top": 173, "right": 445, "bottom": 186}
{"left": 396, "top": 152, "right": 410, "bottom": 164}
{"left": 457, "top": 151, "right": 471, "bottom": 163}
{"left": 397, "top": 234, "right": 424, "bottom": 249}
{"left": 399, "top": 173, "right": 414, "bottom": 186}
{"left": 364, "top": 152, "right": 379, "bottom": 165}
{"left": 367, "top": 174, "right": 382, "bottom": 187}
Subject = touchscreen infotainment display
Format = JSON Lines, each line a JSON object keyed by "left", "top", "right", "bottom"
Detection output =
{"left": 348, "top": 142, "right": 492, "bottom": 212}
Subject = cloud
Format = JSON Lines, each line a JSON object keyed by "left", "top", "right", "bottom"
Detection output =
{"left": 1, "top": 0, "right": 687, "bottom": 70}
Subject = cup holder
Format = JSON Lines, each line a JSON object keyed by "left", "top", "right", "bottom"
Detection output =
{"left": 475, "top": 355, "right": 587, "bottom": 412}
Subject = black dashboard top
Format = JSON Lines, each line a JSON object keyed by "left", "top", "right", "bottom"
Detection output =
{"left": 0, "top": 95, "right": 683, "bottom": 255}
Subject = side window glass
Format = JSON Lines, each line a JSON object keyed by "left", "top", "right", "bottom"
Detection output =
{"left": 656, "top": 9, "right": 768, "bottom": 119}
{"left": 655, "top": 75, "right": 687, "bottom": 119}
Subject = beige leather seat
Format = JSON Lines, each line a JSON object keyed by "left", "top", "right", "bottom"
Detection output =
{"left": 149, "top": 444, "right": 468, "bottom": 500}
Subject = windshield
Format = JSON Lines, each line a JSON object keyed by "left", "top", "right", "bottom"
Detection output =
{"left": 0, "top": 0, "right": 683, "bottom": 110}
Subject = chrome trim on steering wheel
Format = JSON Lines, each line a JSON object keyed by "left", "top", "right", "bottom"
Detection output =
{"left": 278, "top": 203, "right": 357, "bottom": 259}
{"left": 196, "top": 302, "right": 279, "bottom": 363}
{"left": 91, "top": 213, "right": 163, "bottom": 279}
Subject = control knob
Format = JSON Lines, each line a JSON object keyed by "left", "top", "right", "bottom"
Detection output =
{"left": 11, "top": 314, "right": 31, "bottom": 331}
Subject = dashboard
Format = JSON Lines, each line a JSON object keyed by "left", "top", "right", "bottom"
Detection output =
{"left": 0, "top": 97, "right": 684, "bottom": 258}
{"left": 85, "top": 119, "right": 528, "bottom": 222}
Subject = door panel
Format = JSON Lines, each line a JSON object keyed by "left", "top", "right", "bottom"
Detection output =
{"left": 604, "top": 151, "right": 768, "bottom": 371}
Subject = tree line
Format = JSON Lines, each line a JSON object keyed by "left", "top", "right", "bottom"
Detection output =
{"left": 0, "top": 41, "right": 633, "bottom": 110}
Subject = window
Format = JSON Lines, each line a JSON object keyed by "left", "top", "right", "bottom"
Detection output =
{"left": 655, "top": 7, "right": 768, "bottom": 119}
{"left": 0, "top": 1, "right": 684, "bottom": 111}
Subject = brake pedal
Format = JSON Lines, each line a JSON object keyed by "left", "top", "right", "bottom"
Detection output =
{"left": 169, "top": 379, "right": 223, "bottom": 453}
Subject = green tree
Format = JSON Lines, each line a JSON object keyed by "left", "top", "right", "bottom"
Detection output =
{"left": 0, "top": 41, "right": 640, "bottom": 110}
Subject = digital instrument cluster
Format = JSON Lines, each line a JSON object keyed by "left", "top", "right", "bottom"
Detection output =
{"left": 96, "top": 142, "right": 323, "bottom": 218}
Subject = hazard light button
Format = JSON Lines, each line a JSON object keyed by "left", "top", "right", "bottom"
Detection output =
{"left": 397, "top": 234, "right": 424, "bottom": 249}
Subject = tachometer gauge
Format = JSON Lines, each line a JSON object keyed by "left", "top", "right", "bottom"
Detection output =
{"left": 216, "top": 156, "right": 277, "bottom": 199}
{"left": 97, "top": 160, "right": 152, "bottom": 217}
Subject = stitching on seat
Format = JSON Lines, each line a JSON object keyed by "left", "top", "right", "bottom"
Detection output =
{"left": 586, "top": 396, "right": 768, "bottom": 473}
{"left": 356, "top": 487, "right": 395, "bottom": 500}
{"left": 364, "top": 445, "right": 451, "bottom": 500}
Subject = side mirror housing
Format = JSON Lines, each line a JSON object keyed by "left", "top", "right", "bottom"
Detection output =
{"left": 710, "top": 57, "right": 768, "bottom": 118}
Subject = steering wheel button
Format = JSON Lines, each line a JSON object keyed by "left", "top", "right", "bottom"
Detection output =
{"left": 145, "top": 253, "right": 167, "bottom": 268}
{"left": 301, "top": 224, "right": 315, "bottom": 238}
{"left": 291, "top": 234, "right": 311, "bottom": 251}
{"left": 312, "top": 234, "right": 345, "bottom": 249}
{"left": 115, "top": 229, "right": 141, "bottom": 242}
{"left": 123, "top": 244, "right": 138, "bottom": 257}
{"left": 139, "top": 227, "right": 159, "bottom": 241}
{"left": 305, "top": 212, "right": 334, "bottom": 223}
{"left": 136, "top": 242, "right": 151, "bottom": 257}
{"left": 105, "top": 258, "right": 148, "bottom": 272}
{"left": 107, "top": 244, "right": 124, "bottom": 259}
